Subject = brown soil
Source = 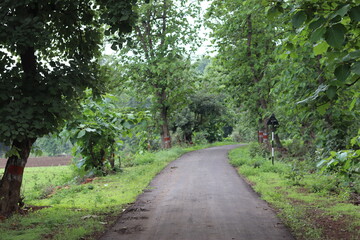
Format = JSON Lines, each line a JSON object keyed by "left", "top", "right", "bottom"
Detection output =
{"left": 0, "top": 156, "right": 72, "bottom": 168}
{"left": 308, "top": 208, "right": 359, "bottom": 240}
{"left": 287, "top": 196, "right": 360, "bottom": 240}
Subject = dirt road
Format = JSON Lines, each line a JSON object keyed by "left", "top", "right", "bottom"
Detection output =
{"left": 100, "top": 145, "right": 294, "bottom": 240}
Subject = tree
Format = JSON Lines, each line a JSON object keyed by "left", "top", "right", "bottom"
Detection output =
{"left": 172, "top": 92, "right": 231, "bottom": 143}
{"left": 205, "top": 0, "right": 283, "bottom": 146}
{"left": 267, "top": 0, "right": 360, "bottom": 152}
{"left": 0, "top": 0, "right": 136, "bottom": 217}
{"left": 116, "top": 0, "right": 200, "bottom": 148}
{"left": 65, "top": 90, "right": 149, "bottom": 173}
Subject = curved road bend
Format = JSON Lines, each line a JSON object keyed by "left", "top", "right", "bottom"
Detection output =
{"left": 100, "top": 145, "right": 294, "bottom": 240}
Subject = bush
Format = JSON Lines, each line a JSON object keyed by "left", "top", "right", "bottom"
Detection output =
{"left": 192, "top": 131, "right": 208, "bottom": 144}
{"left": 248, "top": 142, "right": 269, "bottom": 158}
{"left": 283, "top": 139, "right": 309, "bottom": 158}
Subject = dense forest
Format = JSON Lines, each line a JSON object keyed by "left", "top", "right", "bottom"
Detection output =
{"left": 0, "top": 0, "right": 359, "bottom": 222}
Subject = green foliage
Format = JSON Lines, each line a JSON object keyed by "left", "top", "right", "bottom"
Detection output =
{"left": 191, "top": 131, "right": 208, "bottom": 145}
{"left": 268, "top": 0, "right": 360, "bottom": 118}
{"left": 172, "top": 92, "right": 233, "bottom": 144}
{"left": 318, "top": 150, "right": 360, "bottom": 180}
{"left": 285, "top": 160, "right": 307, "bottom": 186}
{"left": 65, "top": 90, "right": 150, "bottom": 173}
{"left": 230, "top": 113, "right": 257, "bottom": 143}
{"left": 206, "top": 0, "right": 281, "bottom": 131}
{"left": 111, "top": 0, "right": 201, "bottom": 148}
{"left": 248, "top": 142, "right": 269, "bottom": 158}
{"left": 98, "top": 0, "right": 138, "bottom": 50}
{"left": 283, "top": 139, "right": 309, "bottom": 158}
{"left": 33, "top": 134, "right": 72, "bottom": 156}
{"left": 229, "top": 146, "right": 360, "bottom": 239}
{"left": 317, "top": 131, "right": 360, "bottom": 192}
{"left": 0, "top": 143, "right": 226, "bottom": 239}
{"left": 0, "top": 0, "right": 113, "bottom": 144}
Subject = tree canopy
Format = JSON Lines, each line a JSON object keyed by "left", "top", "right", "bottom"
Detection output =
{"left": 0, "top": 0, "right": 137, "bottom": 216}
{"left": 0, "top": 0, "right": 359, "bottom": 218}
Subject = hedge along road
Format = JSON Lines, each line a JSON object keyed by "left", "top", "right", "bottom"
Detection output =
{"left": 100, "top": 145, "right": 294, "bottom": 240}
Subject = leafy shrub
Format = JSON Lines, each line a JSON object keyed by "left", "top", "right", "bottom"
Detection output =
{"left": 192, "top": 131, "right": 208, "bottom": 144}
{"left": 318, "top": 150, "right": 360, "bottom": 178}
{"left": 284, "top": 139, "right": 309, "bottom": 157}
{"left": 285, "top": 161, "right": 307, "bottom": 186}
{"left": 304, "top": 175, "right": 345, "bottom": 194}
{"left": 248, "top": 142, "right": 269, "bottom": 158}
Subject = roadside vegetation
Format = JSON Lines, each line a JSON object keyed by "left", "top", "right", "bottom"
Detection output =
{"left": 0, "top": 1, "right": 359, "bottom": 238}
{"left": 229, "top": 144, "right": 360, "bottom": 240}
{"left": 0, "top": 142, "right": 236, "bottom": 240}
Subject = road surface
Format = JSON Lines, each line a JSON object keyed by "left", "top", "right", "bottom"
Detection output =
{"left": 100, "top": 145, "right": 294, "bottom": 240}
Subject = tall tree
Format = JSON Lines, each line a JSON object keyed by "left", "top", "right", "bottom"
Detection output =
{"left": 206, "top": 0, "right": 283, "bottom": 146}
{"left": 267, "top": 0, "right": 360, "bottom": 151}
{"left": 0, "top": 0, "right": 136, "bottom": 217}
{"left": 115, "top": 0, "right": 200, "bottom": 148}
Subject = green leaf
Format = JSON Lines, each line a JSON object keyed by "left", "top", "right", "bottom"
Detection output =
{"left": 349, "top": 97, "right": 357, "bottom": 111}
{"left": 292, "top": 11, "right": 307, "bottom": 28}
{"left": 326, "top": 86, "right": 337, "bottom": 99}
{"left": 349, "top": 6, "right": 360, "bottom": 22}
{"left": 342, "top": 50, "right": 360, "bottom": 62}
{"left": 351, "top": 61, "right": 360, "bottom": 75}
{"left": 309, "top": 17, "right": 326, "bottom": 30}
{"left": 5, "top": 147, "right": 20, "bottom": 158}
{"left": 123, "top": 121, "right": 132, "bottom": 129}
{"left": 325, "top": 24, "right": 347, "bottom": 48}
{"left": 334, "top": 4, "right": 350, "bottom": 17}
{"left": 334, "top": 64, "right": 350, "bottom": 81}
{"left": 310, "top": 27, "right": 326, "bottom": 42}
{"left": 77, "top": 129, "right": 86, "bottom": 138}
{"left": 317, "top": 102, "right": 330, "bottom": 115}
{"left": 313, "top": 41, "right": 329, "bottom": 55}
{"left": 317, "top": 159, "right": 326, "bottom": 168}
{"left": 329, "top": 15, "right": 342, "bottom": 23}
{"left": 267, "top": 6, "right": 281, "bottom": 19}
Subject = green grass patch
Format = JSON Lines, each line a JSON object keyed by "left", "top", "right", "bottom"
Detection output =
{"left": 0, "top": 141, "right": 238, "bottom": 240}
{"left": 229, "top": 145, "right": 360, "bottom": 240}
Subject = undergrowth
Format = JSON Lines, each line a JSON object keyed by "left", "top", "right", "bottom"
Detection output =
{"left": 229, "top": 144, "right": 360, "bottom": 240}
{"left": 0, "top": 141, "right": 238, "bottom": 240}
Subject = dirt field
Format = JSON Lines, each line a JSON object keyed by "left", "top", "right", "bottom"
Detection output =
{"left": 0, "top": 156, "right": 72, "bottom": 168}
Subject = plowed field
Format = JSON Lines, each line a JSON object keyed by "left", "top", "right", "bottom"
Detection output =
{"left": 0, "top": 156, "right": 72, "bottom": 168}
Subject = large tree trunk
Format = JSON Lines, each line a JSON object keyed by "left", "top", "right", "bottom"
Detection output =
{"left": 157, "top": 89, "right": 171, "bottom": 149}
{"left": 0, "top": 138, "right": 35, "bottom": 217}
{"left": 160, "top": 105, "right": 171, "bottom": 149}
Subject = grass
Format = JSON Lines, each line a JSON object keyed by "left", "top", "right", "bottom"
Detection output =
{"left": 229, "top": 145, "right": 360, "bottom": 240}
{"left": 0, "top": 141, "right": 238, "bottom": 240}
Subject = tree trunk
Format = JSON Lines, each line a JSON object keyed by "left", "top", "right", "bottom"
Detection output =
{"left": 157, "top": 88, "right": 171, "bottom": 149}
{"left": 160, "top": 105, "right": 172, "bottom": 149}
{"left": 0, "top": 138, "right": 35, "bottom": 217}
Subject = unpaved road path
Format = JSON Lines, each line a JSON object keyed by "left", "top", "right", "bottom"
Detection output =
{"left": 100, "top": 145, "right": 294, "bottom": 240}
